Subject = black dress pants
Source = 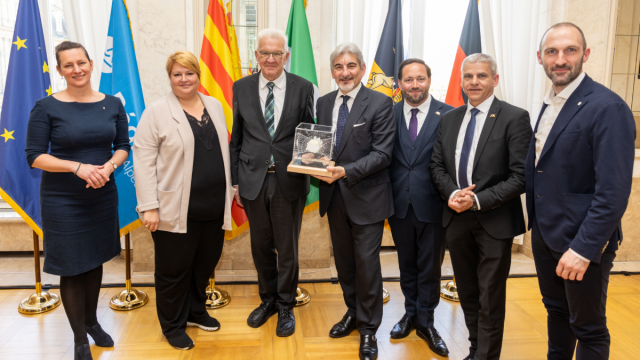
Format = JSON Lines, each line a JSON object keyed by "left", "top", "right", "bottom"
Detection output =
{"left": 327, "top": 185, "right": 384, "bottom": 335}
{"left": 532, "top": 221, "right": 614, "bottom": 360}
{"left": 446, "top": 211, "right": 512, "bottom": 360}
{"left": 388, "top": 204, "right": 445, "bottom": 328}
{"left": 242, "top": 173, "right": 305, "bottom": 310}
{"left": 152, "top": 218, "right": 225, "bottom": 340}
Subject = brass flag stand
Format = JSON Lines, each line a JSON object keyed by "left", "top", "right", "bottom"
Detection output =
{"left": 440, "top": 276, "right": 460, "bottom": 302}
{"left": 295, "top": 287, "right": 310, "bottom": 306}
{"left": 110, "top": 233, "right": 149, "bottom": 310}
{"left": 18, "top": 231, "right": 61, "bottom": 314}
{"left": 383, "top": 288, "right": 390, "bottom": 303}
{"left": 205, "top": 270, "right": 231, "bottom": 308}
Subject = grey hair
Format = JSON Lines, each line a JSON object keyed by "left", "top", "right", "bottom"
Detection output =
{"left": 257, "top": 28, "right": 288, "bottom": 53}
{"left": 461, "top": 53, "right": 498, "bottom": 77}
{"left": 330, "top": 42, "right": 365, "bottom": 68}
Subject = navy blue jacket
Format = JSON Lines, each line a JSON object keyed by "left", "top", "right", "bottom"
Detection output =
{"left": 390, "top": 98, "right": 453, "bottom": 223}
{"left": 525, "top": 74, "right": 636, "bottom": 263}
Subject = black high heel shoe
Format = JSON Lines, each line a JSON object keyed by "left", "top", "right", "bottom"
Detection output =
{"left": 74, "top": 344, "right": 93, "bottom": 360}
{"left": 85, "top": 324, "right": 114, "bottom": 347}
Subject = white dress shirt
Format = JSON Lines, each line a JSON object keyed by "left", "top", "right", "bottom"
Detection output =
{"left": 535, "top": 71, "right": 586, "bottom": 166}
{"left": 450, "top": 95, "right": 495, "bottom": 209}
{"left": 535, "top": 71, "right": 590, "bottom": 263}
{"left": 259, "top": 70, "right": 287, "bottom": 129}
{"left": 403, "top": 94, "right": 432, "bottom": 132}
{"left": 332, "top": 83, "right": 362, "bottom": 128}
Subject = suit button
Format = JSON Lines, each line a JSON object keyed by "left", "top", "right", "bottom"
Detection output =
{"left": 271, "top": 142, "right": 274, "bottom": 146}
{"left": 410, "top": 167, "right": 413, "bottom": 171}
{"left": 406, "top": 187, "right": 409, "bottom": 191}
{"left": 265, "top": 160, "right": 269, "bottom": 165}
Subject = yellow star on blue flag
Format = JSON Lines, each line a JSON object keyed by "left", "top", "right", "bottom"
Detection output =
{"left": 42, "top": 61, "right": 48, "bottom": 73}
{"left": 0, "top": 129, "right": 14, "bottom": 142}
{"left": 13, "top": 36, "right": 27, "bottom": 50}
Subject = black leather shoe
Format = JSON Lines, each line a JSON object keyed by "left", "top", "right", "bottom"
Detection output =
{"left": 74, "top": 344, "right": 93, "bottom": 360}
{"left": 417, "top": 325, "right": 449, "bottom": 356}
{"left": 389, "top": 314, "right": 416, "bottom": 339}
{"left": 275, "top": 309, "right": 295, "bottom": 337}
{"left": 462, "top": 355, "right": 473, "bottom": 360}
{"left": 247, "top": 302, "right": 278, "bottom": 328}
{"left": 85, "top": 324, "right": 114, "bottom": 347}
{"left": 329, "top": 313, "right": 356, "bottom": 338}
{"left": 359, "top": 335, "right": 378, "bottom": 360}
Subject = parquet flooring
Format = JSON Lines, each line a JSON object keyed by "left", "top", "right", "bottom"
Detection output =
{"left": 0, "top": 276, "right": 639, "bottom": 359}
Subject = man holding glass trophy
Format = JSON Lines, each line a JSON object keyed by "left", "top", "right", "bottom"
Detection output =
{"left": 289, "top": 43, "right": 395, "bottom": 360}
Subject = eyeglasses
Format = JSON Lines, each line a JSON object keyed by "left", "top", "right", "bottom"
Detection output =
{"left": 258, "top": 51, "right": 285, "bottom": 60}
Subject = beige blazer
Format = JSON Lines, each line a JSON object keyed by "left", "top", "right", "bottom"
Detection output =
{"left": 133, "top": 91, "right": 235, "bottom": 233}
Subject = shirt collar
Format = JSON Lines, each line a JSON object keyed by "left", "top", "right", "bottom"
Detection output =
{"left": 403, "top": 94, "right": 432, "bottom": 115}
{"left": 544, "top": 72, "right": 586, "bottom": 104}
{"left": 260, "top": 70, "right": 287, "bottom": 90}
{"left": 467, "top": 94, "right": 495, "bottom": 115}
{"left": 336, "top": 82, "right": 362, "bottom": 102}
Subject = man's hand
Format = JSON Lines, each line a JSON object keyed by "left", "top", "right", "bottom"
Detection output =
{"left": 556, "top": 250, "right": 590, "bottom": 281}
{"left": 233, "top": 185, "right": 243, "bottom": 208}
{"left": 448, "top": 185, "right": 476, "bottom": 213}
{"left": 143, "top": 209, "right": 159, "bottom": 232}
{"left": 313, "top": 165, "right": 346, "bottom": 184}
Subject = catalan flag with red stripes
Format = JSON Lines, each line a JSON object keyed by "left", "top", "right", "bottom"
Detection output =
{"left": 198, "top": 0, "right": 248, "bottom": 239}
{"left": 445, "top": 0, "right": 481, "bottom": 107}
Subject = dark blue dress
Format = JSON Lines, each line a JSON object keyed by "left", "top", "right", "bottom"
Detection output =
{"left": 25, "top": 95, "right": 131, "bottom": 276}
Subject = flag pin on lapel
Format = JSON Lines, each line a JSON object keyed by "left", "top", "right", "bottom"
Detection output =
{"left": 490, "top": 114, "right": 496, "bottom": 118}
{"left": 435, "top": 111, "right": 440, "bottom": 115}
{"left": 578, "top": 102, "right": 582, "bottom": 106}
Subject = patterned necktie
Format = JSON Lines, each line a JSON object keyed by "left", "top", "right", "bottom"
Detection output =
{"left": 409, "top": 108, "right": 419, "bottom": 142}
{"left": 335, "top": 95, "right": 350, "bottom": 152}
{"left": 264, "top": 82, "right": 275, "bottom": 165}
{"left": 458, "top": 108, "right": 481, "bottom": 189}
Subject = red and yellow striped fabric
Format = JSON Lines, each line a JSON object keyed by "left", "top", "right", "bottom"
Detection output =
{"left": 198, "top": 0, "right": 248, "bottom": 239}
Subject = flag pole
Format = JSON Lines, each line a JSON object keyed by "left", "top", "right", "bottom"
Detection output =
{"left": 18, "top": 231, "right": 60, "bottom": 314}
{"left": 205, "top": 269, "right": 231, "bottom": 308}
{"left": 109, "top": 233, "right": 148, "bottom": 310}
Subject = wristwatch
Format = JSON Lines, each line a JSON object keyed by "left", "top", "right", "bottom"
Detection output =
{"left": 469, "top": 196, "right": 478, "bottom": 211}
{"left": 109, "top": 161, "right": 117, "bottom": 170}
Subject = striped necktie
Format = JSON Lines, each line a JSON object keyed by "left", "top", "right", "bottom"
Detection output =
{"left": 458, "top": 108, "right": 480, "bottom": 189}
{"left": 265, "top": 82, "right": 275, "bottom": 165}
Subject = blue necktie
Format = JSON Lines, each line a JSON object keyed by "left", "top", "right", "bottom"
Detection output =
{"left": 458, "top": 108, "right": 481, "bottom": 189}
{"left": 335, "top": 95, "right": 350, "bottom": 152}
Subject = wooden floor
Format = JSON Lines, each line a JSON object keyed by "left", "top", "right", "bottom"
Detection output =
{"left": 0, "top": 276, "right": 639, "bottom": 360}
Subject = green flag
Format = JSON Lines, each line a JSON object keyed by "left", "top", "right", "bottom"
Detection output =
{"left": 285, "top": 0, "right": 320, "bottom": 209}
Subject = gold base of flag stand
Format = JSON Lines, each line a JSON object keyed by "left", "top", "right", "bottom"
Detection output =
{"left": 205, "top": 270, "right": 231, "bottom": 309}
{"left": 440, "top": 276, "right": 460, "bottom": 302}
{"left": 383, "top": 288, "right": 390, "bottom": 304}
{"left": 110, "top": 233, "right": 149, "bottom": 311}
{"left": 295, "top": 287, "right": 310, "bottom": 306}
{"left": 18, "top": 231, "right": 61, "bottom": 314}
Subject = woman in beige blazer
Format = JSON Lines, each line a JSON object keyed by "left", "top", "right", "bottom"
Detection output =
{"left": 133, "top": 51, "right": 235, "bottom": 351}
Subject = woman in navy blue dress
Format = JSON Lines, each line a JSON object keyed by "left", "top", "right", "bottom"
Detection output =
{"left": 25, "top": 42, "right": 130, "bottom": 360}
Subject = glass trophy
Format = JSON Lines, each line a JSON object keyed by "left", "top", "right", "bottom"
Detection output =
{"left": 287, "top": 123, "right": 336, "bottom": 176}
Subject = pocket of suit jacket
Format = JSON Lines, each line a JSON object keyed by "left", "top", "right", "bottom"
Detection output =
{"left": 561, "top": 192, "right": 593, "bottom": 239}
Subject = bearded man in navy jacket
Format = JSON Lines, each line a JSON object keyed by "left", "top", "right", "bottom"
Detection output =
{"left": 526, "top": 23, "right": 635, "bottom": 360}
{"left": 387, "top": 59, "right": 453, "bottom": 357}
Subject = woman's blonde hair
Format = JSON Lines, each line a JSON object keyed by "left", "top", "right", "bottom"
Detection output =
{"left": 166, "top": 51, "right": 201, "bottom": 79}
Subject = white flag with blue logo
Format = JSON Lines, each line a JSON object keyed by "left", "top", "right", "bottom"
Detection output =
{"left": 99, "top": 0, "right": 145, "bottom": 235}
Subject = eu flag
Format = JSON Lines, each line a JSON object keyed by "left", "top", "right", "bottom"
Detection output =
{"left": 366, "top": 0, "right": 404, "bottom": 105}
{"left": 0, "top": 0, "right": 51, "bottom": 236}
{"left": 99, "top": 0, "right": 145, "bottom": 235}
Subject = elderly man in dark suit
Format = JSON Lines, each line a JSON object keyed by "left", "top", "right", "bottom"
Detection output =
{"left": 429, "top": 53, "right": 532, "bottom": 360}
{"left": 387, "top": 58, "right": 453, "bottom": 357}
{"left": 314, "top": 42, "right": 395, "bottom": 360}
{"left": 527, "top": 23, "right": 635, "bottom": 360}
{"left": 229, "top": 28, "right": 314, "bottom": 337}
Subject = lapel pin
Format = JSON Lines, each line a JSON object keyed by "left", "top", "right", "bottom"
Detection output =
{"left": 435, "top": 111, "right": 440, "bottom": 115}
{"left": 577, "top": 102, "right": 582, "bottom": 106}
{"left": 490, "top": 114, "right": 496, "bottom": 118}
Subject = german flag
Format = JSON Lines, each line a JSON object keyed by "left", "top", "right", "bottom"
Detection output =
{"left": 366, "top": 0, "right": 404, "bottom": 105}
{"left": 445, "top": 0, "right": 481, "bottom": 107}
{"left": 198, "top": 0, "right": 248, "bottom": 239}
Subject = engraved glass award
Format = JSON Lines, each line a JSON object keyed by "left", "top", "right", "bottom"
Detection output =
{"left": 287, "top": 123, "right": 336, "bottom": 176}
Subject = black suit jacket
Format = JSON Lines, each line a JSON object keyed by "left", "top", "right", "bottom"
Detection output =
{"left": 317, "top": 85, "right": 396, "bottom": 225}
{"left": 429, "top": 97, "right": 532, "bottom": 239}
{"left": 230, "top": 71, "right": 315, "bottom": 201}
{"left": 390, "top": 98, "right": 454, "bottom": 223}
